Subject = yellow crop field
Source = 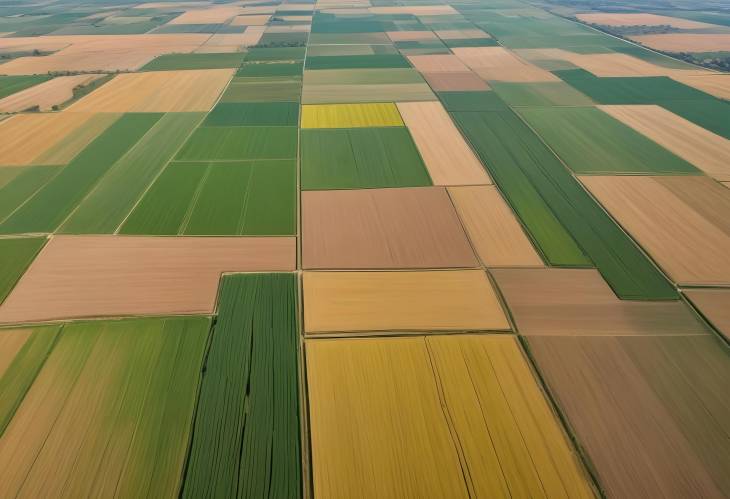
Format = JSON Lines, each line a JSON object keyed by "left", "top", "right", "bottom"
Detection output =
{"left": 306, "top": 334, "right": 595, "bottom": 498}
{"left": 66, "top": 69, "right": 233, "bottom": 112}
{"left": 301, "top": 102, "right": 404, "bottom": 128}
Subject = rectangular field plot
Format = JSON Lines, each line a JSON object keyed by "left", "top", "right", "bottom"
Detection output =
{"left": 671, "top": 74, "right": 730, "bottom": 101}
{"left": 303, "top": 270, "right": 509, "bottom": 334}
{"left": 301, "top": 127, "right": 431, "bottom": 190}
{"left": 452, "top": 47, "right": 559, "bottom": 82}
{"left": 661, "top": 99, "right": 730, "bottom": 141}
{"left": 301, "top": 102, "right": 403, "bottom": 128}
{"left": 0, "top": 237, "right": 46, "bottom": 305}
{"left": 599, "top": 105, "right": 730, "bottom": 181}
{"left": 220, "top": 77, "right": 302, "bottom": 102}
{"left": 181, "top": 274, "right": 300, "bottom": 498}
{"left": 305, "top": 54, "right": 410, "bottom": 70}
{"left": 489, "top": 81, "right": 594, "bottom": 107}
{"left": 204, "top": 102, "right": 299, "bottom": 126}
{"left": 423, "top": 71, "right": 490, "bottom": 91}
{"left": 302, "top": 68, "right": 435, "bottom": 103}
{"left": 684, "top": 289, "right": 730, "bottom": 341}
{"left": 517, "top": 107, "right": 699, "bottom": 174}
{"left": 397, "top": 101, "right": 490, "bottom": 185}
{"left": 0, "top": 317, "right": 210, "bottom": 498}
{"left": 302, "top": 187, "right": 477, "bottom": 269}
{"left": 449, "top": 186, "right": 543, "bottom": 267}
{"left": 493, "top": 268, "right": 707, "bottom": 336}
{"left": 0, "top": 167, "right": 59, "bottom": 226}
{"left": 0, "top": 236, "right": 295, "bottom": 323}
{"left": 452, "top": 110, "right": 678, "bottom": 300}
{"left": 59, "top": 112, "right": 204, "bottom": 234}
{"left": 306, "top": 335, "right": 594, "bottom": 498}
{"left": 0, "top": 75, "right": 52, "bottom": 100}
{"left": 141, "top": 51, "right": 246, "bottom": 70}
{"left": 438, "top": 90, "right": 510, "bottom": 112}
{"left": 236, "top": 61, "right": 303, "bottom": 77}
{"left": 67, "top": 69, "right": 233, "bottom": 112}
{"left": 581, "top": 175, "right": 730, "bottom": 286}
{"left": 0, "top": 74, "right": 104, "bottom": 113}
{"left": 121, "top": 160, "right": 295, "bottom": 236}
{"left": 0, "top": 113, "right": 162, "bottom": 234}
{"left": 0, "top": 324, "right": 60, "bottom": 434}
{"left": 176, "top": 126, "right": 298, "bottom": 161}
{"left": 528, "top": 334, "right": 730, "bottom": 498}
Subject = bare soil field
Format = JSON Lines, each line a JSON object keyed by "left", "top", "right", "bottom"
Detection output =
{"left": 576, "top": 13, "right": 718, "bottom": 29}
{"left": 422, "top": 71, "right": 490, "bottom": 91}
{"left": 0, "top": 75, "right": 104, "bottom": 113}
{"left": 407, "top": 54, "right": 470, "bottom": 73}
{"left": 684, "top": 289, "right": 730, "bottom": 340}
{"left": 631, "top": 34, "right": 730, "bottom": 53}
{"left": 452, "top": 47, "right": 559, "bottom": 82}
{"left": 670, "top": 74, "right": 730, "bottom": 100}
{"left": 167, "top": 5, "right": 244, "bottom": 24}
{"left": 0, "top": 235, "right": 296, "bottom": 323}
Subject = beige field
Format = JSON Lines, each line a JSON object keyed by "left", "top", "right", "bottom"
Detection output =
{"left": 386, "top": 30, "right": 437, "bottom": 42}
{"left": 492, "top": 268, "right": 708, "bottom": 336}
{"left": 397, "top": 101, "right": 491, "bottom": 185}
{"left": 0, "top": 75, "right": 104, "bottom": 113}
{"left": 581, "top": 175, "right": 730, "bottom": 286}
{"left": 423, "top": 71, "right": 490, "bottom": 90}
{"left": 407, "top": 54, "right": 470, "bottom": 73}
{"left": 303, "top": 270, "right": 510, "bottom": 334}
{"left": 0, "top": 34, "right": 209, "bottom": 74}
{"left": 32, "top": 112, "right": 120, "bottom": 165}
{"left": 66, "top": 69, "right": 232, "bottom": 112}
{"left": 576, "top": 12, "right": 717, "bottom": 29}
{"left": 0, "top": 328, "right": 32, "bottom": 377}
{"left": 302, "top": 187, "right": 478, "bottom": 269}
{"left": 631, "top": 33, "right": 730, "bottom": 52}
{"left": 599, "top": 105, "right": 730, "bottom": 180}
{"left": 452, "top": 47, "right": 559, "bottom": 82}
{"left": 230, "top": 14, "right": 271, "bottom": 25}
{"left": 306, "top": 335, "right": 594, "bottom": 498}
{"left": 134, "top": 1, "right": 210, "bottom": 7}
{"left": 0, "top": 236, "right": 296, "bottom": 324}
{"left": 435, "top": 29, "right": 490, "bottom": 40}
{"left": 369, "top": 5, "right": 457, "bottom": 15}
{"left": 684, "top": 289, "right": 730, "bottom": 341}
{"left": 0, "top": 112, "right": 101, "bottom": 166}
{"left": 670, "top": 74, "right": 730, "bottom": 100}
{"left": 196, "top": 28, "right": 265, "bottom": 52}
{"left": 448, "top": 186, "right": 544, "bottom": 267}
{"left": 167, "top": 5, "right": 244, "bottom": 24}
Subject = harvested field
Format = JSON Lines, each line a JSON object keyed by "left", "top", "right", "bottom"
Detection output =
{"left": 182, "top": 274, "right": 300, "bottom": 498}
{"left": 528, "top": 334, "right": 730, "bottom": 498}
{"left": 168, "top": 6, "right": 243, "bottom": 24}
{"left": 0, "top": 317, "right": 210, "bottom": 498}
{"left": 407, "top": 54, "right": 470, "bottom": 73}
{"left": 369, "top": 5, "right": 457, "bottom": 15}
{"left": 670, "top": 74, "right": 730, "bottom": 100}
{"left": 301, "top": 127, "right": 431, "bottom": 190}
{"left": 0, "top": 113, "right": 162, "bottom": 234}
{"left": 452, "top": 47, "right": 559, "bottom": 82}
{"left": 452, "top": 110, "right": 678, "bottom": 300}
{"left": 0, "top": 76, "right": 52, "bottom": 100}
{"left": 121, "top": 160, "right": 295, "bottom": 236}
{"left": 490, "top": 81, "right": 594, "bottom": 106}
{"left": 60, "top": 113, "right": 204, "bottom": 234}
{"left": 435, "top": 29, "right": 491, "bottom": 40}
{"left": 0, "top": 75, "right": 104, "bottom": 113}
{"left": 396, "top": 101, "right": 490, "bottom": 185}
{"left": 306, "top": 335, "right": 594, "bottom": 497}
{"left": 631, "top": 34, "right": 730, "bottom": 53}
{"left": 0, "top": 237, "right": 46, "bottom": 305}
{"left": 599, "top": 104, "right": 730, "bottom": 180}
{"left": 0, "top": 112, "right": 101, "bottom": 166}
{"left": 0, "top": 235, "right": 295, "bottom": 323}
{"left": 449, "top": 186, "right": 543, "bottom": 267}
{"left": 200, "top": 29, "right": 265, "bottom": 50}
{"left": 518, "top": 106, "right": 698, "bottom": 174}
{"left": 684, "top": 289, "right": 730, "bottom": 341}
{"left": 386, "top": 30, "right": 437, "bottom": 42}
{"left": 423, "top": 71, "right": 490, "bottom": 91}
{"left": 176, "top": 126, "right": 298, "bottom": 160}
{"left": 661, "top": 98, "right": 730, "bottom": 141}
{"left": 301, "top": 103, "right": 404, "bottom": 128}
{"left": 302, "top": 187, "right": 477, "bottom": 269}
{"left": 303, "top": 270, "right": 509, "bottom": 334}
{"left": 230, "top": 14, "right": 271, "bottom": 25}
{"left": 32, "top": 112, "right": 120, "bottom": 166}
{"left": 581, "top": 175, "right": 730, "bottom": 286}
{"left": 0, "top": 324, "right": 60, "bottom": 434}
{"left": 576, "top": 12, "right": 718, "bottom": 29}
{"left": 67, "top": 69, "right": 233, "bottom": 112}
{"left": 493, "top": 268, "right": 708, "bottom": 336}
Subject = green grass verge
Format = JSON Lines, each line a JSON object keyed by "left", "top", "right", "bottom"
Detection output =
{"left": 0, "top": 113, "right": 162, "bottom": 234}
{"left": 204, "top": 102, "right": 299, "bottom": 126}
{"left": 140, "top": 52, "right": 247, "bottom": 71}
{"left": 0, "top": 324, "right": 60, "bottom": 436}
{"left": 301, "top": 127, "right": 432, "bottom": 190}
{"left": 452, "top": 110, "right": 678, "bottom": 299}
{"left": 181, "top": 273, "right": 300, "bottom": 499}
{"left": 60, "top": 112, "right": 204, "bottom": 234}
{"left": 176, "top": 126, "right": 298, "bottom": 161}
{"left": 0, "top": 237, "right": 46, "bottom": 304}
{"left": 120, "top": 160, "right": 296, "bottom": 235}
{"left": 518, "top": 106, "right": 699, "bottom": 174}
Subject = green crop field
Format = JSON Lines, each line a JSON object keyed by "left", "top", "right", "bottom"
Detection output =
{"left": 204, "top": 102, "right": 299, "bottom": 126}
{"left": 305, "top": 54, "right": 411, "bottom": 70}
{"left": 220, "top": 77, "right": 302, "bottom": 102}
{"left": 236, "top": 61, "right": 304, "bottom": 77}
{"left": 141, "top": 52, "right": 247, "bottom": 71}
{"left": 176, "top": 126, "right": 298, "bottom": 161}
{"left": 0, "top": 75, "right": 52, "bottom": 99}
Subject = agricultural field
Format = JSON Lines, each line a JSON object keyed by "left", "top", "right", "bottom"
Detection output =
{"left": 0, "top": 0, "right": 728, "bottom": 497}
